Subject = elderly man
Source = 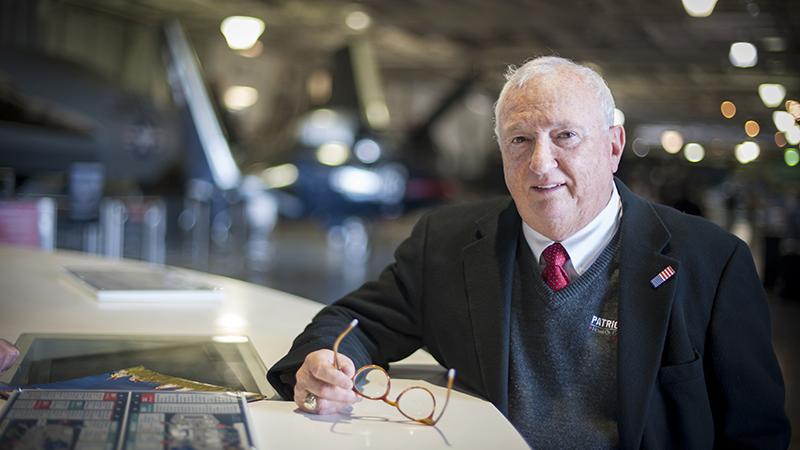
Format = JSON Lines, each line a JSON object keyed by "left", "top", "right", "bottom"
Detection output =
{"left": 268, "top": 56, "right": 789, "bottom": 448}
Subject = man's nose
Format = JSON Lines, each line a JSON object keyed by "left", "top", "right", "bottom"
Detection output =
{"left": 529, "top": 139, "right": 557, "bottom": 175}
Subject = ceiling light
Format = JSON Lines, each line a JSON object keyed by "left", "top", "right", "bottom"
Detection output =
{"left": 773, "top": 111, "right": 796, "bottom": 132}
{"left": 613, "top": 108, "right": 625, "bottom": 126}
{"left": 720, "top": 100, "right": 736, "bottom": 119}
{"left": 786, "top": 125, "right": 800, "bottom": 145}
{"left": 787, "top": 100, "right": 800, "bottom": 120}
{"left": 735, "top": 141, "right": 760, "bottom": 164}
{"left": 316, "top": 142, "right": 350, "bottom": 166}
{"left": 632, "top": 138, "right": 649, "bottom": 157}
{"left": 775, "top": 132, "right": 787, "bottom": 148}
{"left": 261, "top": 164, "right": 299, "bottom": 188}
{"left": 354, "top": 138, "right": 381, "bottom": 164}
{"left": 345, "top": 10, "right": 371, "bottom": 31}
{"left": 220, "top": 16, "right": 265, "bottom": 50}
{"left": 681, "top": 0, "right": 717, "bottom": 17}
{"left": 785, "top": 148, "right": 799, "bottom": 167}
{"left": 744, "top": 120, "right": 760, "bottom": 138}
{"left": 758, "top": 84, "right": 786, "bottom": 108}
{"left": 224, "top": 86, "right": 258, "bottom": 111}
{"left": 729, "top": 42, "right": 758, "bottom": 68}
{"left": 661, "top": 130, "right": 684, "bottom": 154}
{"left": 683, "top": 143, "right": 705, "bottom": 163}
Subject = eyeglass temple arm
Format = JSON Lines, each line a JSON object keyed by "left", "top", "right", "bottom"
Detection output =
{"left": 332, "top": 319, "right": 359, "bottom": 371}
{"left": 430, "top": 368, "right": 456, "bottom": 426}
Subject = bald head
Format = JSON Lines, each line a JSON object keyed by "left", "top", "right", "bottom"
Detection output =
{"left": 494, "top": 57, "right": 616, "bottom": 141}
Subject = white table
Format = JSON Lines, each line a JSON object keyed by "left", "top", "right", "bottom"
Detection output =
{"left": 0, "top": 245, "right": 528, "bottom": 449}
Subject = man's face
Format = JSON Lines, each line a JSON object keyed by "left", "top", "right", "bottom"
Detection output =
{"left": 497, "top": 72, "right": 625, "bottom": 241}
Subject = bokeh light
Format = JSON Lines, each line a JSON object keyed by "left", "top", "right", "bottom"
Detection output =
{"left": 661, "top": 130, "right": 684, "bottom": 154}
{"left": 720, "top": 101, "right": 736, "bottom": 119}
{"left": 683, "top": 143, "right": 705, "bottom": 163}
{"left": 744, "top": 120, "right": 760, "bottom": 138}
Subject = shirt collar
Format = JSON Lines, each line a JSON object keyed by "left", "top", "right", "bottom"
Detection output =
{"left": 522, "top": 183, "right": 622, "bottom": 276}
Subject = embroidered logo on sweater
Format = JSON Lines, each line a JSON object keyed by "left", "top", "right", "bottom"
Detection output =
{"left": 589, "top": 315, "right": 618, "bottom": 337}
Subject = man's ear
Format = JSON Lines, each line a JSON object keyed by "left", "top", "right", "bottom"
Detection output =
{"left": 609, "top": 125, "right": 625, "bottom": 173}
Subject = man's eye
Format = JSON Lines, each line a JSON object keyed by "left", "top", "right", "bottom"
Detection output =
{"left": 557, "top": 131, "right": 577, "bottom": 140}
{"left": 510, "top": 136, "right": 528, "bottom": 145}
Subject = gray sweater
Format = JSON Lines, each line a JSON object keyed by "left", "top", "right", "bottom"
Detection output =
{"left": 508, "top": 232, "right": 620, "bottom": 449}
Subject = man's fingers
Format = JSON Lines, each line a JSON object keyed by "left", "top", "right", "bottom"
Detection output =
{"left": 335, "top": 354, "right": 356, "bottom": 378}
{"left": 307, "top": 357, "right": 353, "bottom": 389}
{"left": 314, "top": 398, "right": 354, "bottom": 415}
{"left": 293, "top": 384, "right": 355, "bottom": 415}
{"left": 302, "top": 376, "right": 358, "bottom": 404}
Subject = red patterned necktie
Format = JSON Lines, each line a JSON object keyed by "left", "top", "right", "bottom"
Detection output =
{"left": 541, "top": 243, "right": 571, "bottom": 291}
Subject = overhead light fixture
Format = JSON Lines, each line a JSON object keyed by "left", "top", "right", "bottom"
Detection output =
{"left": 758, "top": 84, "right": 786, "bottom": 108}
{"left": 720, "top": 100, "right": 736, "bottom": 119}
{"left": 744, "top": 120, "right": 760, "bottom": 138}
{"left": 223, "top": 86, "right": 258, "bottom": 111}
{"left": 735, "top": 141, "right": 760, "bottom": 164}
{"left": 729, "top": 42, "right": 758, "bottom": 68}
{"left": 345, "top": 10, "right": 371, "bottom": 31}
{"left": 785, "top": 148, "right": 799, "bottom": 167}
{"left": 786, "top": 125, "right": 800, "bottom": 145}
{"left": 220, "top": 16, "right": 265, "bottom": 50}
{"left": 773, "top": 111, "right": 796, "bottom": 132}
{"left": 775, "top": 132, "right": 787, "bottom": 148}
{"left": 613, "top": 108, "right": 625, "bottom": 126}
{"left": 316, "top": 142, "right": 350, "bottom": 166}
{"left": 681, "top": 0, "right": 717, "bottom": 17}
{"left": 683, "top": 143, "right": 705, "bottom": 163}
{"left": 661, "top": 130, "right": 684, "bottom": 154}
{"left": 787, "top": 100, "right": 800, "bottom": 121}
{"left": 354, "top": 138, "right": 382, "bottom": 164}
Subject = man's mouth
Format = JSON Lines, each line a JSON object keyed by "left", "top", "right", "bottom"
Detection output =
{"left": 532, "top": 182, "right": 565, "bottom": 191}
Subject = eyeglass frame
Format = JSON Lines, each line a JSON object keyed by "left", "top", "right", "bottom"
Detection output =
{"left": 332, "top": 319, "right": 456, "bottom": 426}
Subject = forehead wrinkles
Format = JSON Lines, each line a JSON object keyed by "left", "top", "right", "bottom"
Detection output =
{"left": 500, "top": 80, "right": 601, "bottom": 133}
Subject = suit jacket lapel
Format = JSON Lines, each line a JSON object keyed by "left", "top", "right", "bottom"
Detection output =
{"left": 616, "top": 180, "right": 680, "bottom": 448}
{"left": 462, "top": 200, "right": 519, "bottom": 415}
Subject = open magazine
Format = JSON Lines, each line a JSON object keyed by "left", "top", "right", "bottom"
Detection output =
{"left": 0, "top": 389, "right": 257, "bottom": 450}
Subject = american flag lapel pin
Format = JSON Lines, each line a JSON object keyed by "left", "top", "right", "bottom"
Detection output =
{"left": 650, "top": 265, "right": 676, "bottom": 288}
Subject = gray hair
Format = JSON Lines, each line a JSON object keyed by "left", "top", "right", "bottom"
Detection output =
{"left": 493, "top": 56, "right": 616, "bottom": 139}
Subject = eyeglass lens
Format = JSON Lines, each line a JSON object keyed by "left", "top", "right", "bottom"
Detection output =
{"left": 354, "top": 367, "right": 389, "bottom": 399}
{"left": 396, "top": 387, "right": 436, "bottom": 421}
{"left": 354, "top": 367, "right": 436, "bottom": 421}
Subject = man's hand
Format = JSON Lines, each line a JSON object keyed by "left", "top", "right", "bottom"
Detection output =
{"left": 0, "top": 339, "right": 20, "bottom": 372}
{"left": 294, "top": 349, "right": 358, "bottom": 414}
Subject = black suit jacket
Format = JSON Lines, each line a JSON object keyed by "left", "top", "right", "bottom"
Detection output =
{"left": 268, "top": 179, "right": 790, "bottom": 449}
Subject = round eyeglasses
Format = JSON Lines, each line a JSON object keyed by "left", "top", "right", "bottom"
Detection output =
{"left": 333, "top": 319, "right": 456, "bottom": 426}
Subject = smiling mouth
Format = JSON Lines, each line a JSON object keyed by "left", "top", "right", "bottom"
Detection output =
{"left": 532, "top": 182, "right": 565, "bottom": 192}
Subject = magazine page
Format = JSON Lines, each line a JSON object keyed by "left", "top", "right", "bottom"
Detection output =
{"left": 0, "top": 390, "right": 129, "bottom": 449}
{"left": 124, "top": 391, "right": 255, "bottom": 450}
{"left": 0, "top": 390, "right": 256, "bottom": 450}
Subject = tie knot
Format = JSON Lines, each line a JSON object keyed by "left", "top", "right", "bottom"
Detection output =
{"left": 542, "top": 243, "right": 569, "bottom": 267}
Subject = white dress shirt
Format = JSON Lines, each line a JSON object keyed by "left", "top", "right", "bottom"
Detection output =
{"left": 522, "top": 183, "right": 623, "bottom": 280}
